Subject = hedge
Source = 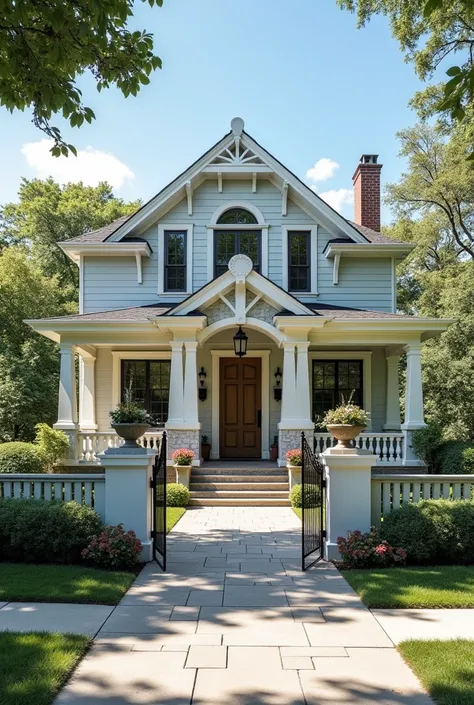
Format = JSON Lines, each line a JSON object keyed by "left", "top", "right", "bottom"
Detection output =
{"left": 0, "top": 498, "right": 103, "bottom": 564}
{"left": 436, "top": 441, "right": 474, "bottom": 475}
{"left": 381, "top": 499, "right": 474, "bottom": 565}
{"left": 0, "top": 442, "right": 48, "bottom": 474}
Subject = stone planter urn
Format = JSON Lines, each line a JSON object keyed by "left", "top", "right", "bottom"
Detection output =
{"left": 326, "top": 424, "right": 365, "bottom": 450}
{"left": 287, "top": 464, "right": 302, "bottom": 488}
{"left": 111, "top": 423, "right": 149, "bottom": 449}
{"left": 175, "top": 465, "right": 192, "bottom": 487}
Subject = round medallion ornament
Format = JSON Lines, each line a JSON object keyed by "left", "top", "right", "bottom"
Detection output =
{"left": 228, "top": 254, "right": 253, "bottom": 278}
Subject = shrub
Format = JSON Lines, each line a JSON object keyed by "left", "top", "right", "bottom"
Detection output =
{"left": 411, "top": 423, "right": 444, "bottom": 471}
{"left": 34, "top": 424, "right": 69, "bottom": 468}
{"left": 289, "top": 483, "right": 320, "bottom": 509}
{"left": 437, "top": 441, "right": 474, "bottom": 474}
{"left": 286, "top": 449, "right": 302, "bottom": 466}
{"left": 337, "top": 529, "right": 407, "bottom": 569}
{"left": 167, "top": 483, "right": 190, "bottom": 507}
{"left": 0, "top": 498, "right": 103, "bottom": 563}
{"left": 381, "top": 499, "right": 474, "bottom": 565}
{"left": 0, "top": 442, "right": 47, "bottom": 474}
{"left": 82, "top": 524, "right": 142, "bottom": 570}
{"left": 172, "top": 448, "right": 194, "bottom": 465}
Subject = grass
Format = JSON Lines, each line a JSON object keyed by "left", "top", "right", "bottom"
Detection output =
{"left": 292, "top": 507, "right": 302, "bottom": 520}
{"left": 0, "top": 564, "right": 137, "bottom": 605}
{"left": 0, "top": 631, "right": 89, "bottom": 705}
{"left": 399, "top": 639, "right": 474, "bottom": 705}
{"left": 342, "top": 565, "right": 474, "bottom": 608}
{"left": 167, "top": 506, "right": 186, "bottom": 532}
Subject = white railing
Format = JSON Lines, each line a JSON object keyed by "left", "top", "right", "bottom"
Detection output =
{"left": 0, "top": 473, "right": 106, "bottom": 519}
{"left": 371, "top": 473, "right": 474, "bottom": 527}
{"left": 77, "top": 430, "right": 163, "bottom": 463}
{"left": 314, "top": 432, "right": 404, "bottom": 465}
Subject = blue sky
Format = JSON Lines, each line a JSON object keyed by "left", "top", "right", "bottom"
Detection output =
{"left": 0, "top": 0, "right": 425, "bottom": 222}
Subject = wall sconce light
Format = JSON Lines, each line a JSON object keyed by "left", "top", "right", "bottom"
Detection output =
{"left": 198, "top": 366, "right": 207, "bottom": 402}
{"left": 274, "top": 366, "right": 282, "bottom": 401}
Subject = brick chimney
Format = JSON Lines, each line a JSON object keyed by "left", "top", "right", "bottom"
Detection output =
{"left": 352, "top": 154, "right": 382, "bottom": 232}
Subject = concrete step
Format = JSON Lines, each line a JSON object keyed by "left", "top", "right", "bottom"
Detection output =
{"left": 190, "top": 475, "right": 288, "bottom": 484}
{"left": 189, "top": 497, "right": 291, "bottom": 507}
{"left": 190, "top": 481, "right": 289, "bottom": 491}
{"left": 190, "top": 489, "right": 290, "bottom": 499}
{"left": 193, "top": 468, "right": 286, "bottom": 477}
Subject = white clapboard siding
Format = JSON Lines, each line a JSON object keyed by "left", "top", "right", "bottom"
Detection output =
{"left": 371, "top": 474, "right": 474, "bottom": 527}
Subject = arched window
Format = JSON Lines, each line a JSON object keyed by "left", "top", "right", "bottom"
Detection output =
{"left": 217, "top": 208, "right": 258, "bottom": 225}
{"left": 215, "top": 208, "right": 261, "bottom": 276}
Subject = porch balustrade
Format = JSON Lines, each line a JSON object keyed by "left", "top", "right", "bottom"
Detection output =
{"left": 77, "top": 430, "right": 163, "bottom": 463}
{"left": 314, "top": 431, "right": 404, "bottom": 465}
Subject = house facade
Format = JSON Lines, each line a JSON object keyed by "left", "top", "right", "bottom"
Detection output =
{"left": 28, "top": 118, "right": 451, "bottom": 468}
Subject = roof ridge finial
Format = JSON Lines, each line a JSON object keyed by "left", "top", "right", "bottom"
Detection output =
{"left": 231, "top": 117, "right": 244, "bottom": 136}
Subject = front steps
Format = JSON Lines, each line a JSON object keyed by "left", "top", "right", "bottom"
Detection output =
{"left": 189, "top": 466, "right": 290, "bottom": 506}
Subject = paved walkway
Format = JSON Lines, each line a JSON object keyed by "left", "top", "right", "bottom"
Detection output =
{"left": 53, "top": 507, "right": 432, "bottom": 704}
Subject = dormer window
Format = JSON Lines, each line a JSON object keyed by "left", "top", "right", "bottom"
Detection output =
{"left": 214, "top": 208, "right": 261, "bottom": 277}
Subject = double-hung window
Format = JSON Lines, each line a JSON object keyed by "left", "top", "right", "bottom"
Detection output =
{"left": 121, "top": 360, "right": 171, "bottom": 427}
{"left": 164, "top": 230, "right": 186, "bottom": 292}
{"left": 288, "top": 231, "right": 310, "bottom": 292}
{"left": 312, "top": 360, "right": 363, "bottom": 424}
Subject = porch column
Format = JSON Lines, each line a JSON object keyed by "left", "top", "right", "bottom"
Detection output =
{"left": 295, "top": 342, "right": 312, "bottom": 425}
{"left": 183, "top": 341, "right": 200, "bottom": 427}
{"left": 79, "top": 354, "right": 97, "bottom": 431}
{"left": 383, "top": 354, "right": 401, "bottom": 431}
{"left": 280, "top": 343, "right": 297, "bottom": 424}
{"left": 167, "top": 342, "right": 184, "bottom": 424}
{"left": 402, "top": 342, "right": 425, "bottom": 466}
{"left": 54, "top": 344, "right": 77, "bottom": 430}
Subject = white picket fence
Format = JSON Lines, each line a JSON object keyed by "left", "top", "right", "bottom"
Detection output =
{"left": 315, "top": 432, "right": 404, "bottom": 465}
{"left": 77, "top": 430, "right": 163, "bottom": 462}
{"left": 0, "top": 473, "right": 106, "bottom": 519}
{"left": 371, "top": 473, "right": 474, "bottom": 527}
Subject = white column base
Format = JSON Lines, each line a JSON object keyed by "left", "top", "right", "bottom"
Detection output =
{"left": 383, "top": 424, "right": 401, "bottom": 431}
{"left": 321, "top": 448, "right": 377, "bottom": 561}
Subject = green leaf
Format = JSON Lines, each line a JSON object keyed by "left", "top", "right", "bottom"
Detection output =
{"left": 446, "top": 66, "right": 462, "bottom": 77}
{"left": 423, "top": 0, "right": 442, "bottom": 17}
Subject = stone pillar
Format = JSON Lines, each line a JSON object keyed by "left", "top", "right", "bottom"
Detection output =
{"left": 321, "top": 447, "right": 377, "bottom": 560}
{"left": 402, "top": 342, "right": 425, "bottom": 466}
{"left": 183, "top": 342, "right": 199, "bottom": 427}
{"left": 383, "top": 354, "right": 401, "bottom": 431}
{"left": 167, "top": 341, "right": 184, "bottom": 424}
{"left": 79, "top": 355, "right": 97, "bottom": 431}
{"left": 100, "top": 447, "right": 156, "bottom": 562}
{"left": 54, "top": 344, "right": 78, "bottom": 463}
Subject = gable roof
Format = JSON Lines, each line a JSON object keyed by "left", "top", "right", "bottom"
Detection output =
{"left": 62, "top": 119, "right": 406, "bottom": 248}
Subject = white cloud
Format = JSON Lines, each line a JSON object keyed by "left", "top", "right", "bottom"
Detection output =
{"left": 306, "top": 157, "right": 339, "bottom": 184}
{"left": 21, "top": 139, "right": 135, "bottom": 190}
{"left": 318, "top": 188, "right": 354, "bottom": 213}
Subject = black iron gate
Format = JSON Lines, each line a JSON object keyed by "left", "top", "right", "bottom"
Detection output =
{"left": 301, "top": 431, "right": 325, "bottom": 570}
{"left": 152, "top": 431, "right": 167, "bottom": 570}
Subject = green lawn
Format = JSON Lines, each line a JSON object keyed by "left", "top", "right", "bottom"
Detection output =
{"left": 0, "top": 632, "right": 89, "bottom": 705}
{"left": 0, "top": 564, "right": 137, "bottom": 605}
{"left": 167, "top": 507, "right": 186, "bottom": 532}
{"left": 342, "top": 566, "right": 474, "bottom": 608}
{"left": 292, "top": 507, "right": 302, "bottom": 520}
{"left": 399, "top": 640, "right": 474, "bottom": 705}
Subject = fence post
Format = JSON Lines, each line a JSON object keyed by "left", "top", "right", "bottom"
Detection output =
{"left": 321, "top": 446, "right": 377, "bottom": 560}
{"left": 99, "top": 447, "right": 157, "bottom": 562}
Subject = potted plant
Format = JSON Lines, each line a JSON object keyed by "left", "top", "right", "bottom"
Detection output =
{"left": 286, "top": 448, "right": 302, "bottom": 487}
{"left": 318, "top": 393, "right": 370, "bottom": 449}
{"left": 109, "top": 392, "right": 150, "bottom": 448}
{"left": 270, "top": 435, "right": 278, "bottom": 462}
{"left": 201, "top": 435, "right": 211, "bottom": 461}
{"left": 172, "top": 448, "right": 195, "bottom": 487}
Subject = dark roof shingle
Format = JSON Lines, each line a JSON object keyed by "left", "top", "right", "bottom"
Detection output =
{"left": 65, "top": 215, "right": 133, "bottom": 244}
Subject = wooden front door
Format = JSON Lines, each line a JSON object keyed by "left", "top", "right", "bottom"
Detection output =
{"left": 220, "top": 358, "right": 261, "bottom": 459}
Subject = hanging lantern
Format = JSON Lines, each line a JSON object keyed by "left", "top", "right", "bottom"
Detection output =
{"left": 233, "top": 326, "right": 248, "bottom": 358}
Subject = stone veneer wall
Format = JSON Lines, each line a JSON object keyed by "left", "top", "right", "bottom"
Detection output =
{"left": 278, "top": 430, "right": 304, "bottom": 465}
{"left": 166, "top": 429, "right": 201, "bottom": 466}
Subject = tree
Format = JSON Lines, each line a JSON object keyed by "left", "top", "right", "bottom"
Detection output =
{"left": 0, "top": 248, "right": 72, "bottom": 441}
{"left": 0, "top": 0, "right": 163, "bottom": 154}
{"left": 337, "top": 0, "right": 474, "bottom": 123}
{"left": 0, "top": 179, "right": 140, "bottom": 296}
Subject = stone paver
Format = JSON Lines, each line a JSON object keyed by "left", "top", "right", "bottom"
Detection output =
{"left": 372, "top": 608, "right": 474, "bottom": 644}
{"left": 0, "top": 602, "right": 113, "bottom": 637}
{"left": 50, "top": 507, "right": 434, "bottom": 704}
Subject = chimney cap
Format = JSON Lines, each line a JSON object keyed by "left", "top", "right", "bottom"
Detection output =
{"left": 359, "top": 154, "right": 379, "bottom": 165}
